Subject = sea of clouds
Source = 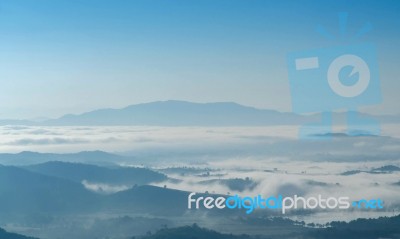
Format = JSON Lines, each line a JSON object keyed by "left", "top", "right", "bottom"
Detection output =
{"left": 0, "top": 124, "right": 399, "bottom": 223}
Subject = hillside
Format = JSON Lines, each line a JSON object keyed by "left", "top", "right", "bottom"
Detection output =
{"left": 140, "top": 224, "right": 250, "bottom": 239}
{"left": 25, "top": 161, "right": 167, "bottom": 185}
{"left": 0, "top": 228, "right": 38, "bottom": 239}
{"left": 0, "top": 165, "right": 99, "bottom": 214}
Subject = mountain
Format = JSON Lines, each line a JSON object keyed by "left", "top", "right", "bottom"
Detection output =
{"left": 0, "top": 165, "right": 220, "bottom": 217}
{"left": 0, "top": 228, "right": 38, "bottom": 239}
{"left": 0, "top": 151, "right": 130, "bottom": 166}
{"left": 310, "top": 215, "right": 400, "bottom": 239}
{"left": 25, "top": 161, "right": 167, "bottom": 185}
{"left": 372, "top": 165, "right": 400, "bottom": 172}
{"left": 0, "top": 163, "right": 222, "bottom": 217}
{"left": 43, "top": 100, "right": 400, "bottom": 126}
{"left": 0, "top": 165, "right": 99, "bottom": 214}
{"left": 140, "top": 224, "right": 250, "bottom": 239}
{"left": 44, "top": 100, "right": 307, "bottom": 126}
{"left": 107, "top": 185, "right": 191, "bottom": 216}
{"left": 106, "top": 185, "right": 235, "bottom": 217}
{"left": 139, "top": 215, "right": 400, "bottom": 239}
{"left": 341, "top": 165, "right": 400, "bottom": 175}
{"left": 0, "top": 101, "right": 399, "bottom": 126}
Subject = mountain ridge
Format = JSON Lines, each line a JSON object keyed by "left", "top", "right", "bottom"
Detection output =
{"left": 44, "top": 100, "right": 308, "bottom": 126}
{"left": 0, "top": 150, "right": 129, "bottom": 166}
{"left": 0, "top": 100, "right": 398, "bottom": 126}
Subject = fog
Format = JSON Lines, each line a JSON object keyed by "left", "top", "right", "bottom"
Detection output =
{"left": 0, "top": 124, "right": 399, "bottom": 235}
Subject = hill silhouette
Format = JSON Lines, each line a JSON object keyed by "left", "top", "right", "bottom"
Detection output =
{"left": 45, "top": 100, "right": 306, "bottom": 126}
{"left": 25, "top": 161, "right": 167, "bottom": 185}
{"left": 0, "top": 101, "right": 399, "bottom": 126}
{"left": 139, "top": 215, "right": 400, "bottom": 239}
{"left": 0, "top": 228, "right": 38, "bottom": 239}
{"left": 0, "top": 165, "right": 99, "bottom": 214}
{"left": 140, "top": 224, "right": 250, "bottom": 239}
{"left": 0, "top": 151, "right": 130, "bottom": 166}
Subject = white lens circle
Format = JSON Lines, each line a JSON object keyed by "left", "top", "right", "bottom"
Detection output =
{"left": 327, "top": 54, "right": 370, "bottom": 98}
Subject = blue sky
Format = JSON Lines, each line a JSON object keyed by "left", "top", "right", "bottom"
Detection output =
{"left": 0, "top": 0, "right": 399, "bottom": 119}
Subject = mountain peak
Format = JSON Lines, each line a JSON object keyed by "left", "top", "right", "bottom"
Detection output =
{"left": 47, "top": 100, "right": 299, "bottom": 126}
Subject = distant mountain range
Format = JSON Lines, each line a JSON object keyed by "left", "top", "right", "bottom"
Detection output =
{"left": 45, "top": 100, "right": 307, "bottom": 126}
{"left": 341, "top": 165, "right": 400, "bottom": 176}
{"left": 0, "top": 151, "right": 130, "bottom": 166}
{"left": 1, "top": 100, "right": 398, "bottom": 126}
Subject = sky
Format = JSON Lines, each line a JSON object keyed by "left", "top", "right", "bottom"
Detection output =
{"left": 0, "top": 0, "right": 399, "bottom": 119}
